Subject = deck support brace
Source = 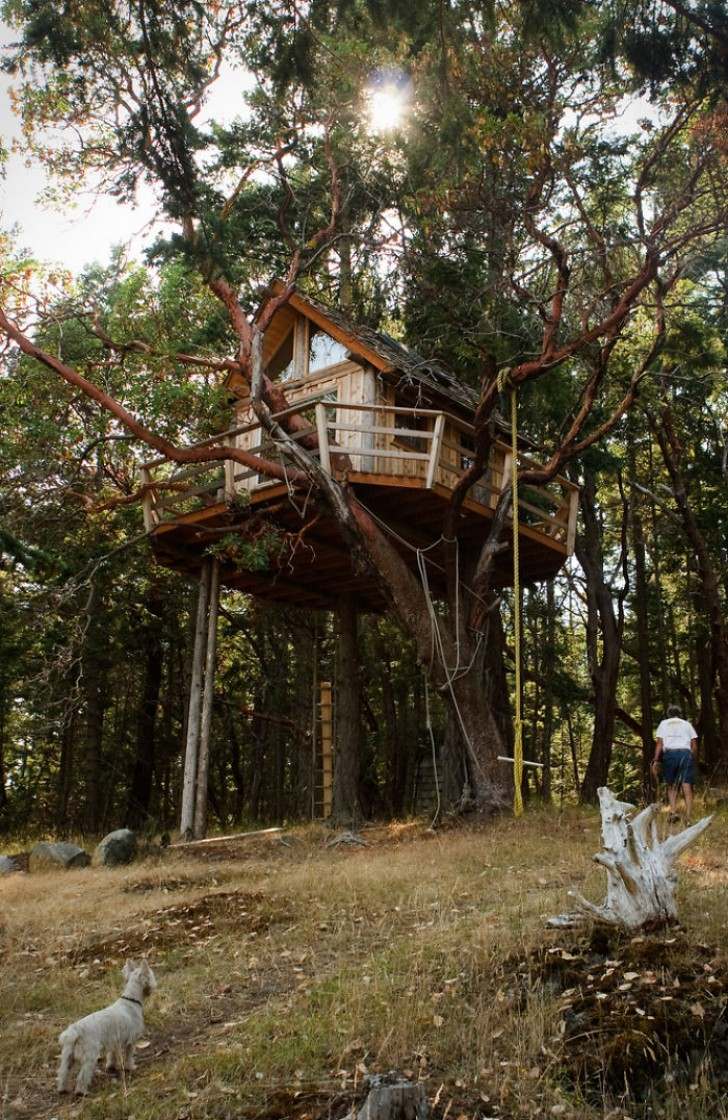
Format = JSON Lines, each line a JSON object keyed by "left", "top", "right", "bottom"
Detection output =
{"left": 180, "top": 557, "right": 221, "bottom": 840}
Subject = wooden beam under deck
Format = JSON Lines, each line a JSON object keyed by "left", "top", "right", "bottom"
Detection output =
{"left": 148, "top": 471, "right": 569, "bottom": 611}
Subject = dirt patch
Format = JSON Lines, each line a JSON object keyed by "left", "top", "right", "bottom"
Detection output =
{"left": 514, "top": 929, "right": 728, "bottom": 1107}
{"left": 123, "top": 872, "right": 229, "bottom": 894}
{"left": 68, "top": 890, "right": 292, "bottom": 965}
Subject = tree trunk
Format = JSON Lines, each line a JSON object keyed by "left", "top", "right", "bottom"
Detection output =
{"left": 125, "top": 594, "right": 164, "bottom": 829}
{"left": 80, "top": 579, "right": 109, "bottom": 834}
{"left": 627, "top": 431, "right": 655, "bottom": 797}
{"left": 577, "top": 470, "right": 626, "bottom": 802}
{"left": 193, "top": 558, "right": 220, "bottom": 839}
{"left": 540, "top": 579, "right": 556, "bottom": 801}
{"left": 654, "top": 406, "right": 728, "bottom": 774}
{"left": 332, "top": 596, "right": 363, "bottom": 826}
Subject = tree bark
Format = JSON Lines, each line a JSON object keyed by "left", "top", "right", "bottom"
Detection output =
{"left": 540, "top": 579, "right": 556, "bottom": 801}
{"left": 80, "top": 579, "right": 109, "bottom": 834}
{"left": 332, "top": 596, "right": 363, "bottom": 826}
{"left": 577, "top": 470, "right": 626, "bottom": 802}
{"left": 627, "top": 429, "right": 655, "bottom": 796}
{"left": 193, "top": 558, "right": 221, "bottom": 839}
{"left": 125, "top": 590, "right": 164, "bottom": 829}
{"left": 654, "top": 405, "right": 728, "bottom": 775}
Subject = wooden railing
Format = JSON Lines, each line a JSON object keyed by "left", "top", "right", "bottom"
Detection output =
{"left": 141, "top": 402, "right": 579, "bottom": 553}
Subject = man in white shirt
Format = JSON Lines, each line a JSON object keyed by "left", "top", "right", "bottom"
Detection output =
{"left": 651, "top": 704, "right": 698, "bottom": 820}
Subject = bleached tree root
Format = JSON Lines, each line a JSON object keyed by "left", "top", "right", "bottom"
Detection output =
{"left": 548, "top": 787, "right": 712, "bottom": 931}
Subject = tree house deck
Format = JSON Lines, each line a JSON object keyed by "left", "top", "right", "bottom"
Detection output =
{"left": 142, "top": 402, "right": 578, "bottom": 610}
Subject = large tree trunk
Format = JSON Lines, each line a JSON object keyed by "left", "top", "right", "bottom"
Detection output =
{"left": 577, "top": 471, "right": 626, "bottom": 802}
{"left": 438, "top": 601, "right": 512, "bottom": 812}
{"left": 332, "top": 596, "right": 363, "bottom": 826}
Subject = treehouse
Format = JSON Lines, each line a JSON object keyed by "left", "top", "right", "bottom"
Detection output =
{"left": 141, "top": 290, "right": 579, "bottom": 610}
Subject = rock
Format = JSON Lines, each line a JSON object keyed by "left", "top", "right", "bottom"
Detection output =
{"left": 93, "top": 828, "right": 137, "bottom": 867}
{"left": 0, "top": 855, "right": 21, "bottom": 874}
{"left": 29, "top": 842, "right": 91, "bottom": 871}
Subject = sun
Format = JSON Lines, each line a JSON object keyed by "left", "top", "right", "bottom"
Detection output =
{"left": 367, "top": 83, "right": 407, "bottom": 133}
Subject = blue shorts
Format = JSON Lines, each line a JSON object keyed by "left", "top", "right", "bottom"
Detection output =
{"left": 661, "top": 750, "right": 695, "bottom": 786}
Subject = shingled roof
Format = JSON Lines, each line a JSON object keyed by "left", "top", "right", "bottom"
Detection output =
{"left": 297, "top": 290, "right": 480, "bottom": 414}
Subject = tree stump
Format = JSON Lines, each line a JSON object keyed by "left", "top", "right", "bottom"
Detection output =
{"left": 350, "top": 1075, "right": 427, "bottom": 1120}
{"left": 548, "top": 787, "right": 712, "bottom": 930}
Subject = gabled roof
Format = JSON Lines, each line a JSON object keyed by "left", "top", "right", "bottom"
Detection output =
{"left": 259, "top": 283, "right": 480, "bottom": 415}
{"left": 290, "top": 289, "right": 480, "bottom": 413}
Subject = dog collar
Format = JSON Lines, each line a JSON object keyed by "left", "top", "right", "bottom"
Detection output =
{"left": 121, "top": 996, "right": 143, "bottom": 1007}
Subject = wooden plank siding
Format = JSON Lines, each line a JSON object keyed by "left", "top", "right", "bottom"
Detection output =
{"left": 142, "top": 306, "right": 579, "bottom": 605}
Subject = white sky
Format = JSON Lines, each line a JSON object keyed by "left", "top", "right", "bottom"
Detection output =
{"left": 0, "top": 14, "right": 658, "bottom": 276}
{"left": 0, "top": 20, "right": 255, "bottom": 272}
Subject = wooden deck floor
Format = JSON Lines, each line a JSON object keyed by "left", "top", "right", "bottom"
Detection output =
{"left": 150, "top": 471, "right": 570, "bottom": 612}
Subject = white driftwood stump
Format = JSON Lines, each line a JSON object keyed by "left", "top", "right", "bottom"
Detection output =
{"left": 548, "top": 787, "right": 712, "bottom": 930}
{"left": 349, "top": 1075, "right": 427, "bottom": 1120}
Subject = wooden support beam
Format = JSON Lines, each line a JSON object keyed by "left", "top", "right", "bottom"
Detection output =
{"left": 426, "top": 413, "right": 446, "bottom": 489}
{"left": 315, "top": 402, "right": 332, "bottom": 475}
{"left": 180, "top": 560, "right": 211, "bottom": 840}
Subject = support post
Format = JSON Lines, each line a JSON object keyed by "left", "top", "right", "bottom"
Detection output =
{"left": 180, "top": 560, "right": 211, "bottom": 840}
{"left": 193, "top": 558, "right": 221, "bottom": 839}
{"left": 224, "top": 458, "right": 236, "bottom": 502}
{"left": 426, "top": 413, "right": 446, "bottom": 489}
{"left": 566, "top": 487, "right": 579, "bottom": 555}
{"left": 315, "top": 402, "right": 332, "bottom": 475}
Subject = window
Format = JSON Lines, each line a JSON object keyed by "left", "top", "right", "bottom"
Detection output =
{"left": 308, "top": 327, "right": 348, "bottom": 374}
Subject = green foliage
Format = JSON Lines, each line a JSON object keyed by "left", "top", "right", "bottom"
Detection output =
{"left": 206, "top": 527, "right": 284, "bottom": 572}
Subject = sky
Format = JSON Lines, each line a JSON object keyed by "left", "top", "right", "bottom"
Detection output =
{"left": 0, "top": 20, "right": 255, "bottom": 274}
{"left": 0, "top": 18, "right": 159, "bottom": 272}
{"left": 0, "top": 15, "right": 658, "bottom": 277}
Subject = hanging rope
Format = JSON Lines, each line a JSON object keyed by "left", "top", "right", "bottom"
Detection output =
{"left": 498, "top": 369, "right": 524, "bottom": 817}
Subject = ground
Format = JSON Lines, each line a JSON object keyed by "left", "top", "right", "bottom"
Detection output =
{"left": 1, "top": 803, "right": 728, "bottom": 1120}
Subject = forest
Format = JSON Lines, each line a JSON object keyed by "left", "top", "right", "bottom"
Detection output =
{"left": 1, "top": 0, "right": 727, "bottom": 840}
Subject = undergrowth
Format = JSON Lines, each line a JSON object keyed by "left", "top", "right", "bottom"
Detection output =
{"left": 1, "top": 805, "right": 727, "bottom": 1120}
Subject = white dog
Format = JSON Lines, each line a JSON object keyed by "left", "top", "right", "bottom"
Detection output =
{"left": 57, "top": 959, "right": 157, "bottom": 1095}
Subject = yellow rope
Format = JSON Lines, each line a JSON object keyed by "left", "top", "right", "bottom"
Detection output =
{"left": 508, "top": 381, "right": 524, "bottom": 817}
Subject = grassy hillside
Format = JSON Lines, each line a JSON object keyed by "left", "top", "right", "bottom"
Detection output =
{"left": 2, "top": 805, "right": 727, "bottom": 1120}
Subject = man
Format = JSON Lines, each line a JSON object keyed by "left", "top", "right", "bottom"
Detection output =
{"left": 651, "top": 704, "right": 698, "bottom": 821}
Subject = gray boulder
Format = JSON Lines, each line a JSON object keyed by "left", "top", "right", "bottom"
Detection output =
{"left": 0, "top": 855, "right": 21, "bottom": 875}
{"left": 29, "top": 841, "right": 91, "bottom": 871}
{"left": 93, "top": 828, "right": 137, "bottom": 867}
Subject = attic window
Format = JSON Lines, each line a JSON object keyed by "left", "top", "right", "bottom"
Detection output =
{"left": 308, "top": 327, "right": 348, "bottom": 374}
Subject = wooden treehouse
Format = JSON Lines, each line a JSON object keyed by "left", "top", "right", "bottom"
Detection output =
{"left": 141, "top": 291, "right": 579, "bottom": 611}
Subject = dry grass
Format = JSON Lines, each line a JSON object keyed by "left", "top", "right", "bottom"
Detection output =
{"left": 1, "top": 803, "right": 728, "bottom": 1120}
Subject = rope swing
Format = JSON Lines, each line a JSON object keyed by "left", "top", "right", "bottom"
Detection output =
{"left": 498, "top": 369, "right": 524, "bottom": 817}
